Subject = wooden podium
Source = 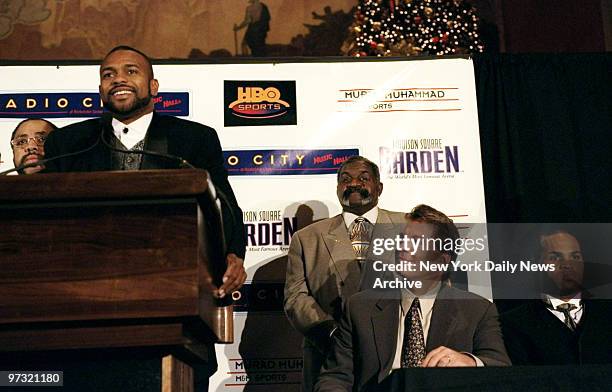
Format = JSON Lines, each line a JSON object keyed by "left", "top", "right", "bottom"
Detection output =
{"left": 0, "top": 169, "right": 233, "bottom": 391}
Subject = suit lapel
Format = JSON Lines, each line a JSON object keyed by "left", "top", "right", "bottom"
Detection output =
{"left": 372, "top": 297, "right": 400, "bottom": 382}
{"left": 141, "top": 112, "right": 171, "bottom": 170}
{"left": 366, "top": 209, "right": 386, "bottom": 258}
{"left": 86, "top": 117, "right": 112, "bottom": 171}
{"left": 427, "top": 286, "right": 459, "bottom": 351}
{"left": 323, "top": 209, "right": 402, "bottom": 293}
{"left": 360, "top": 209, "right": 402, "bottom": 290}
{"left": 322, "top": 215, "right": 360, "bottom": 293}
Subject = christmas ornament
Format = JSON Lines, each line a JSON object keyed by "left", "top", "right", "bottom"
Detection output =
{"left": 342, "top": 0, "right": 484, "bottom": 57}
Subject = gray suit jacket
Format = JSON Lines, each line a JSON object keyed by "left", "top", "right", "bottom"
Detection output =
{"left": 315, "top": 285, "right": 511, "bottom": 392}
{"left": 284, "top": 208, "right": 406, "bottom": 390}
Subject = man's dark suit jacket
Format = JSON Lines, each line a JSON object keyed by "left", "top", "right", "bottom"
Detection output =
{"left": 43, "top": 112, "right": 245, "bottom": 258}
{"left": 500, "top": 299, "right": 612, "bottom": 365}
{"left": 315, "top": 285, "right": 511, "bottom": 392}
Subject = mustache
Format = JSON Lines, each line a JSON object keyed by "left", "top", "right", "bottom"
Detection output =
{"left": 19, "top": 153, "right": 44, "bottom": 166}
{"left": 110, "top": 84, "right": 135, "bottom": 94}
{"left": 342, "top": 186, "right": 370, "bottom": 200}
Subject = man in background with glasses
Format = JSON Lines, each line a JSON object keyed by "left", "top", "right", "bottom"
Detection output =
{"left": 10, "top": 118, "right": 57, "bottom": 174}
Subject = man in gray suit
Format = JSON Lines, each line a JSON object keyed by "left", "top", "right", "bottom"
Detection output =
{"left": 284, "top": 155, "right": 406, "bottom": 392}
{"left": 315, "top": 205, "right": 511, "bottom": 392}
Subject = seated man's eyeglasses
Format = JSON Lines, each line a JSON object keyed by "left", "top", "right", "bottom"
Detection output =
{"left": 10, "top": 135, "right": 47, "bottom": 148}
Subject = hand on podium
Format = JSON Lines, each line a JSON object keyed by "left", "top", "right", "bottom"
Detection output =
{"left": 214, "top": 253, "right": 247, "bottom": 299}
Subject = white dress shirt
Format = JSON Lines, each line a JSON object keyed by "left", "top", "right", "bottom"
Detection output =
{"left": 111, "top": 112, "right": 153, "bottom": 149}
{"left": 342, "top": 206, "right": 379, "bottom": 229}
{"left": 545, "top": 293, "right": 583, "bottom": 326}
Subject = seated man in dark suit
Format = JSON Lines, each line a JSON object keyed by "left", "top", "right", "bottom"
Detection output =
{"left": 315, "top": 205, "right": 510, "bottom": 392}
{"left": 501, "top": 230, "right": 612, "bottom": 365}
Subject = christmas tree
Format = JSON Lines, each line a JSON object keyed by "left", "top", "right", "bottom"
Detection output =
{"left": 342, "top": 0, "right": 485, "bottom": 57}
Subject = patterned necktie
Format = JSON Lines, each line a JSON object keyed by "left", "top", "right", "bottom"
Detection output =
{"left": 556, "top": 303, "right": 578, "bottom": 331}
{"left": 350, "top": 217, "right": 370, "bottom": 262}
{"left": 401, "top": 297, "right": 426, "bottom": 367}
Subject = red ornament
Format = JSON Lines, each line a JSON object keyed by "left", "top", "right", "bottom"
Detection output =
{"left": 359, "top": 51, "right": 368, "bottom": 57}
{"left": 414, "top": 16, "right": 422, "bottom": 24}
{"left": 369, "top": 41, "right": 378, "bottom": 49}
{"left": 442, "top": 33, "right": 449, "bottom": 42}
{"left": 432, "top": 36, "right": 440, "bottom": 43}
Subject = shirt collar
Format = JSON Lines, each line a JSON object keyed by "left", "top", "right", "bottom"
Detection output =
{"left": 400, "top": 281, "right": 441, "bottom": 315}
{"left": 111, "top": 112, "right": 153, "bottom": 149}
{"left": 342, "top": 206, "right": 379, "bottom": 228}
{"left": 546, "top": 293, "right": 582, "bottom": 309}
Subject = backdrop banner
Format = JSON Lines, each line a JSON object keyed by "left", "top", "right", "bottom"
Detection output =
{"left": 0, "top": 57, "right": 488, "bottom": 391}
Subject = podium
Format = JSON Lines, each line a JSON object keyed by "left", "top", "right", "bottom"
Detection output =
{"left": 0, "top": 169, "right": 233, "bottom": 391}
{"left": 377, "top": 365, "right": 612, "bottom": 391}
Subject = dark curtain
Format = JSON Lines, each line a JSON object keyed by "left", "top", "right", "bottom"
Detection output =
{"left": 473, "top": 53, "right": 612, "bottom": 312}
{"left": 473, "top": 53, "right": 612, "bottom": 223}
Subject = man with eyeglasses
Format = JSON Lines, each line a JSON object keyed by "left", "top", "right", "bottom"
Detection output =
{"left": 10, "top": 118, "right": 57, "bottom": 174}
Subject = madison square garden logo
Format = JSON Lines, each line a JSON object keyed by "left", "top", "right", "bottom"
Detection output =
{"left": 224, "top": 81, "right": 297, "bottom": 126}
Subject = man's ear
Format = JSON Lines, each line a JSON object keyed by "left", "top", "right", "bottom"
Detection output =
{"left": 377, "top": 181, "right": 383, "bottom": 196}
{"left": 150, "top": 78, "right": 159, "bottom": 96}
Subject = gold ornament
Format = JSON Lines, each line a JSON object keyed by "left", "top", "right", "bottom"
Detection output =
{"left": 403, "top": 0, "right": 413, "bottom": 4}
{"left": 372, "top": 21, "right": 382, "bottom": 31}
{"left": 354, "top": 25, "right": 362, "bottom": 33}
{"left": 388, "top": 39, "right": 422, "bottom": 56}
{"left": 341, "top": 38, "right": 357, "bottom": 56}
{"left": 424, "top": 7, "right": 434, "bottom": 17}
{"left": 377, "top": 43, "right": 385, "bottom": 50}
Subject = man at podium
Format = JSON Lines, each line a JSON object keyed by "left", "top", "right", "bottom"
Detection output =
{"left": 43, "top": 45, "right": 247, "bottom": 298}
